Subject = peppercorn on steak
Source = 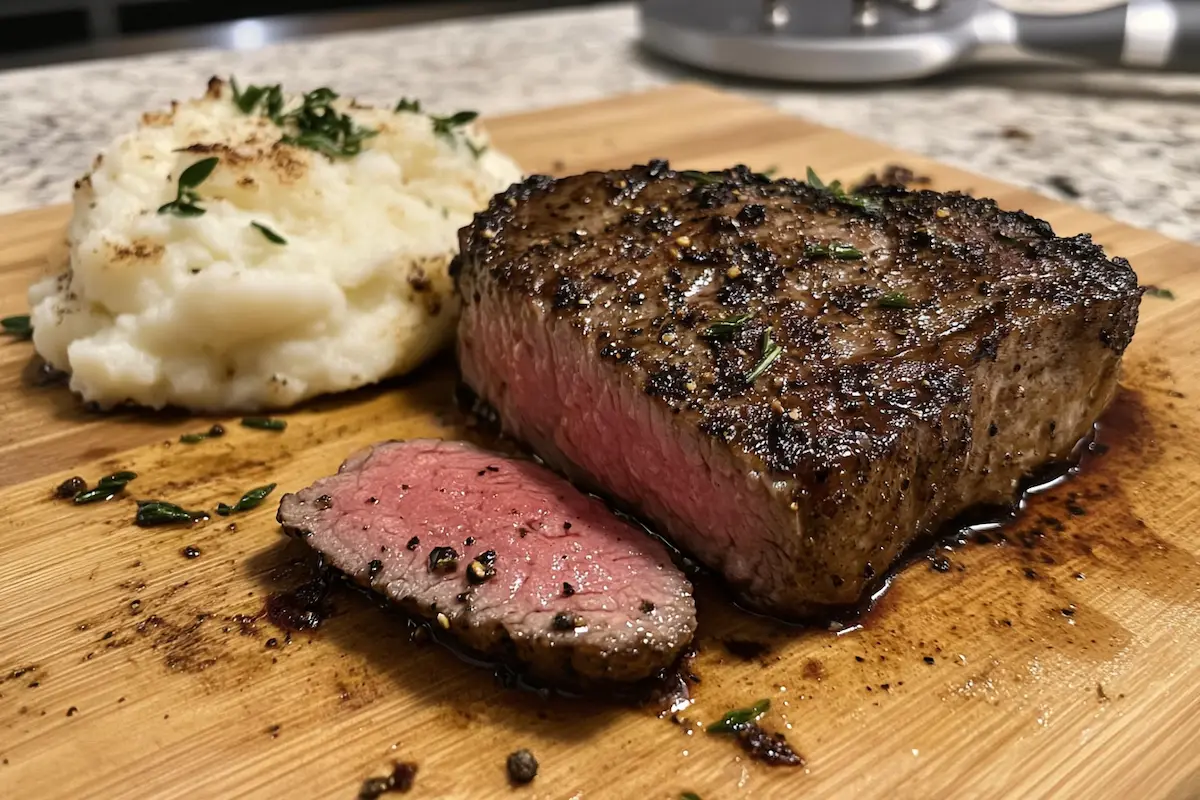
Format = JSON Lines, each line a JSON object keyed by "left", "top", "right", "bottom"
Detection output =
{"left": 456, "top": 162, "right": 1141, "bottom": 617}
{"left": 27, "top": 77, "right": 521, "bottom": 412}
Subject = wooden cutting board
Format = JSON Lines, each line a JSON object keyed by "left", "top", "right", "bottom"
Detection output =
{"left": 1, "top": 84, "right": 1198, "bottom": 800}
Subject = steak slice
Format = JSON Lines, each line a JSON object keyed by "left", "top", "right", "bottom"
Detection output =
{"left": 276, "top": 439, "right": 696, "bottom": 683}
{"left": 455, "top": 161, "right": 1141, "bottom": 617}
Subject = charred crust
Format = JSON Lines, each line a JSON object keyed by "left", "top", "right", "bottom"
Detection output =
{"left": 457, "top": 162, "right": 1141, "bottom": 484}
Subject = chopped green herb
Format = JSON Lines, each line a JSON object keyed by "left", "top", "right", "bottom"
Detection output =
{"left": 680, "top": 170, "right": 723, "bottom": 186}
{"left": 878, "top": 292, "right": 915, "bottom": 309}
{"left": 216, "top": 483, "right": 276, "bottom": 516}
{"left": 394, "top": 97, "right": 422, "bottom": 113}
{"left": 74, "top": 471, "right": 137, "bottom": 504}
{"left": 465, "top": 139, "right": 488, "bottom": 159}
{"left": 744, "top": 327, "right": 783, "bottom": 384}
{"left": 179, "top": 424, "right": 225, "bottom": 444}
{"left": 805, "top": 242, "right": 864, "bottom": 260}
{"left": 230, "top": 79, "right": 377, "bottom": 159}
{"left": 806, "top": 166, "right": 881, "bottom": 214}
{"left": 74, "top": 486, "right": 122, "bottom": 504}
{"left": 241, "top": 417, "right": 287, "bottom": 431}
{"left": 428, "top": 546, "right": 459, "bottom": 572}
{"left": 707, "top": 698, "right": 770, "bottom": 734}
{"left": 682, "top": 793, "right": 702, "bottom": 800}
{"left": 1144, "top": 286, "right": 1175, "bottom": 300}
{"left": 158, "top": 156, "right": 219, "bottom": 217}
{"left": 761, "top": 165, "right": 779, "bottom": 177}
{"left": 135, "top": 500, "right": 209, "bottom": 527}
{"left": 251, "top": 222, "right": 287, "bottom": 245}
{"left": 700, "top": 313, "right": 752, "bottom": 341}
{"left": 431, "top": 110, "right": 479, "bottom": 143}
{"left": 2, "top": 314, "right": 32, "bottom": 339}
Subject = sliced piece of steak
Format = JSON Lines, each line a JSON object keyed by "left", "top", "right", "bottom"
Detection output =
{"left": 455, "top": 161, "right": 1141, "bottom": 617}
{"left": 276, "top": 439, "right": 696, "bottom": 683}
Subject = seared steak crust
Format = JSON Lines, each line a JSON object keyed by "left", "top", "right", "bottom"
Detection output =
{"left": 456, "top": 162, "right": 1141, "bottom": 616}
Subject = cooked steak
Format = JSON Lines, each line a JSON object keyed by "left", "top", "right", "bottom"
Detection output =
{"left": 276, "top": 439, "right": 696, "bottom": 682}
{"left": 455, "top": 162, "right": 1140, "bottom": 617}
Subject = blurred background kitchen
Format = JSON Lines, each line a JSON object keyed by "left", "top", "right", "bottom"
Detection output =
{"left": 1, "top": 0, "right": 1197, "bottom": 239}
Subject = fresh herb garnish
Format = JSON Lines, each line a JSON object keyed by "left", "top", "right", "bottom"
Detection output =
{"left": 74, "top": 471, "right": 137, "bottom": 504}
{"left": 158, "top": 156, "right": 219, "bottom": 217}
{"left": 805, "top": 242, "right": 864, "bottom": 260}
{"left": 700, "top": 313, "right": 752, "bottom": 341}
{"left": 761, "top": 165, "right": 779, "bottom": 177}
{"left": 806, "top": 166, "right": 880, "bottom": 214}
{"left": 179, "top": 424, "right": 225, "bottom": 444}
{"left": 680, "top": 170, "right": 723, "bottom": 186}
{"left": 744, "top": 327, "right": 783, "bottom": 384}
{"left": 682, "top": 793, "right": 702, "bottom": 800}
{"left": 230, "top": 79, "right": 377, "bottom": 159}
{"left": 431, "top": 110, "right": 479, "bottom": 143}
{"left": 1143, "top": 286, "right": 1175, "bottom": 300}
{"left": 465, "top": 139, "right": 488, "bottom": 159}
{"left": 216, "top": 483, "right": 276, "bottom": 516}
{"left": 241, "top": 417, "right": 287, "bottom": 431}
{"left": 251, "top": 222, "right": 287, "bottom": 245}
{"left": 394, "top": 97, "right": 422, "bottom": 113}
{"left": 2, "top": 314, "right": 32, "bottom": 339}
{"left": 135, "top": 500, "right": 209, "bottom": 527}
{"left": 878, "top": 292, "right": 915, "bottom": 309}
{"left": 707, "top": 699, "right": 770, "bottom": 734}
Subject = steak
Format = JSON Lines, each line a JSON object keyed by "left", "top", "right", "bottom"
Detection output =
{"left": 455, "top": 161, "right": 1141, "bottom": 617}
{"left": 276, "top": 439, "right": 696, "bottom": 682}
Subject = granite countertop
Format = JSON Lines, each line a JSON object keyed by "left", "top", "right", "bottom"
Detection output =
{"left": 1, "top": 2, "right": 1197, "bottom": 241}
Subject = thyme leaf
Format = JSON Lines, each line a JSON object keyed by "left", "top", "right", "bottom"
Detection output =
{"left": 1, "top": 314, "right": 32, "bottom": 339}
{"left": 216, "top": 483, "right": 276, "bottom": 516}
{"left": 241, "top": 417, "right": 287, "bottom": 431}
{"left": 394, "top": 97, "right": 422, "bottom": 113}
{"left": 230, "top": 79, "right": 377, "bottom": 158}
{"left": 744, "top": 327, "right": 782, "bottom": 384}
{"left": 251, "top": 222, "right": 287, "bottom": 245}
{"left": 431, "top": 110, "right": 479, "bottom": 142}
{"left": 707, "top": 698, "right": 770, "bottom": 734}
{"left": 1143, "top": 286, "right": 1176, "bottom": 300}
{"left": 135, "top": 500, "right": 209, "bottom": 527}
{"left": 158, "top": 156, "right": 219, "bottom": 217}
{"left": 74, "top": 471, "right": 137, "bottom": 504}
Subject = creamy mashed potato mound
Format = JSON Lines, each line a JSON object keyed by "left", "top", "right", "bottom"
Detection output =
{"left": 28, "top": 78, "right": 522, "bottom": 411}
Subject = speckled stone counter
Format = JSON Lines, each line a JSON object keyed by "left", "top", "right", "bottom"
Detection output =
{"left": 1, "top": 3, "right": 1197, "bottom": 241}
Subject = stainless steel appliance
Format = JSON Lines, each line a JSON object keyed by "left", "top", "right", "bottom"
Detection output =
{"left": 641, "top": 0, "right": 1200, "bottom": 82}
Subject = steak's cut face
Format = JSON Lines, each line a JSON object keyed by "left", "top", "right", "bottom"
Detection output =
{"left": 455, "top": 162, "right": 1141, "bottom": 617}
{"left": 276, "top": 439, "right": 696, "bottom": 683}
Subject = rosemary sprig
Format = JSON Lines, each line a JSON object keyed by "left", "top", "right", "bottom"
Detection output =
{"left": 878, "top": 292, "right": 915, "bottom": 309}
{"left": 744, "top": 327, "right": 783, "bottom": 384}
{"left": 707, "top": 698, "right": 770, "bottom": 734}
{"left": 680, "top": 170, "right": 723, "bottom": 186}
{"left": 805, "top": 242, "right": 864, "bottom": 260}
{"left": 700, "top": 313, "right": 752, "bottom": 341}
{"left": 158, "top": 157, "right": 219, "bottom": 217}
{"left": 806, "top": 166, "right": 881, "bottom": 214}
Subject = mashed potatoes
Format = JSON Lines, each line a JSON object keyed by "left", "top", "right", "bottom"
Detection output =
{"left": 28, "top": 78, "right": 521, "bottom": 411}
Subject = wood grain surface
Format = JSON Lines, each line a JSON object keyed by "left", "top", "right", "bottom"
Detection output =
{"left": 0, "top": 84, "right": 1197, "bottom": 800}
